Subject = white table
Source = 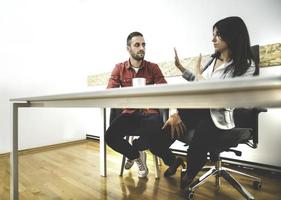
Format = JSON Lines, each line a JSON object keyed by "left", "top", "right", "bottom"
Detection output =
{"left": 10, "top": 75, "right": 281, "bottom": 200}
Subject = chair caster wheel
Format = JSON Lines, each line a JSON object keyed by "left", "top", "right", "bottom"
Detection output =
{"left": 253, "top": 180, "right": 262, "bottom": 190}
{"left": 184, "top": 188, "right": 194, "bottom": 200}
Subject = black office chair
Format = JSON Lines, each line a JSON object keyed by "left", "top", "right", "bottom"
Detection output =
{"left": 183, "top": 108, "right": 267, "bottom": 200}
{"left": 110, "top": 108, "right": 168, "bottom": 179}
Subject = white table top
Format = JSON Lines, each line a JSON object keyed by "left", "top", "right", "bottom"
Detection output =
{"left": 10, "top": 75, "right": 281, "bottom": 108}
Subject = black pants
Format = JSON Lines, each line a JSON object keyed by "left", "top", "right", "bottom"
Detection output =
{"left": 105, "top": 111, "right": 175, "bottom": 166}
{"left": 178, "top": 109, "right": 236, "bottom": 180}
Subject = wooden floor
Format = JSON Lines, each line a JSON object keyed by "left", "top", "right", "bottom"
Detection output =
{"left": 1, "top": 140, "right": 281, "bottom": 200}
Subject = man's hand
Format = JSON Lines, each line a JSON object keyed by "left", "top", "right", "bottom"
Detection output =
{"left": 162, "top": 113, "right": 186, "bottom": 139}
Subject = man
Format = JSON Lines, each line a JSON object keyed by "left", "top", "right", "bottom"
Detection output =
{"left": 105, "top": 32, "right": 182, "bottom": 178}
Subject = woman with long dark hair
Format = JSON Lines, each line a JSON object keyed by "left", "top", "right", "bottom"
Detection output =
{"left": 163, "top": 16, "right": 259, "bottom": 192}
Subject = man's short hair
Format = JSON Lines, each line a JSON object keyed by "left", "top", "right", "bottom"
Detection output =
{"left": 127, "top": 32, "right": 143, "bottom": 46}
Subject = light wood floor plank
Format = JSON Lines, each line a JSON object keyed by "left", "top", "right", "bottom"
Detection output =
{"left": 0, "top": 140, "right": 281, "bottom": 200}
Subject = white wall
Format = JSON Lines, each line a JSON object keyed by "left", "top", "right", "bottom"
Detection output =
{"left": 0, "top": 0, "right": 281, "bottom": 167}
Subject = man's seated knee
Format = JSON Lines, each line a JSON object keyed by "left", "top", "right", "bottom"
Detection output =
{"left": 132, "top": 138, "right": 149, "bottom": 151}
{"left": 105, "top": 130, "right": 120, "bottom": 146}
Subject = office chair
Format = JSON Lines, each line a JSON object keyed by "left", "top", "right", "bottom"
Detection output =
{"left": 110, "top": 108, "right": 168, "bottom": 179}
{"left": 183, "top": 108, "right": 267, "bottom": 200}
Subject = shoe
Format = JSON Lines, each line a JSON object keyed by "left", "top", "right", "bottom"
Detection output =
{"left": 135, "top": 151, "right": 148, "bottom": 178}
{"left": 164, "top": 157, "right": 185, "bottom": 177}
{"left": 124, "top": 159, "right": 134, "bottom": 170}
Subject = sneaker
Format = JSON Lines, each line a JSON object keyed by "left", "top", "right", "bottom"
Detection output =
{"left": 135, "top": 151, "right": 148, "bottom": 178}
{"left": 124, "top": 159, "right": 134, "bottom": 170}
{"left": 164, "top": 157, "right": 185, "bottom": 177}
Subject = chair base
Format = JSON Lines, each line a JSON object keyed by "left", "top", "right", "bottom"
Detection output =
{"left": 183, "top": 161, "right": 262, "bottom": 200}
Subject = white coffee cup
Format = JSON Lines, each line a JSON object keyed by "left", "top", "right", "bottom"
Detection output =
{"left": 132, "top": 78, "right": 146, "bottom": 87}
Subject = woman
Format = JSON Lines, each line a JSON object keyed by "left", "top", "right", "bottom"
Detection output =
{"left": 162, "top": 16, "right": 259, "bottom": 191}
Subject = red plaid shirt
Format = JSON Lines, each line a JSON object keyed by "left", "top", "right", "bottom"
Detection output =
{"left": 107, "top": 59, "right": 167, "bottom": 114}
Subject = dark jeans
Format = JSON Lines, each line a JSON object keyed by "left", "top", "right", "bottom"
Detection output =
{"left": 105, "top": 111, "right": 175, "bottom": 166}
{"left": 178, "top": 109, "right": 237, "bottom": 180}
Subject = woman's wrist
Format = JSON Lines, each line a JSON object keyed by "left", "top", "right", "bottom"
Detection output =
{"left": 182, "top": 69, "right": 195, "bottom": 81}
{"left": 178, "top": 65, "right": 186, "bottom": 73}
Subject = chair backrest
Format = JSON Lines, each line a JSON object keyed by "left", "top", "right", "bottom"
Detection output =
{"left": 205, "top": 108, "right": 267, "bottom": 161}
{"left": 250, "top": 45, "right": 260, "bottom": 75}
{"left": 251, "top": 45, "right": 260, "bottom": 64}
{"left": 233, "top": 108, "right": 267, "bottom": 148}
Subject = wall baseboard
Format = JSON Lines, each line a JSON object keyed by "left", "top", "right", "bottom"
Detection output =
{"left": 0, "top": 152, "right": 9, "bottom": 158}
{"left": 86, "top": 134, "right": 100, "bottom": 141}
{"left": 0, "top": 139, "right": 87, "bottom": 157}
{"left": 222, "top": 158, "right": 281, "bottom": 174}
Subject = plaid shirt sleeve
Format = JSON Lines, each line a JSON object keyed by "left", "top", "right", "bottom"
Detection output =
{"left": 107, "top": 64, "right": 121, "bottom": 89}
{"left": 151, "top": 63, "right": 167, "bottom": 84}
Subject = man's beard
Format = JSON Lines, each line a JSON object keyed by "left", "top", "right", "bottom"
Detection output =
{"left": 131, "top": 51, "right": 145, "bottom": 61}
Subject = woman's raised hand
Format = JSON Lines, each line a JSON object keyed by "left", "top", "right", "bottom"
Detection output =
{"left": 195, "top": 54, "right": 205, "bottom": 80}
{"left": 174, "top": 48, "right": 186, "bottom": 73}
